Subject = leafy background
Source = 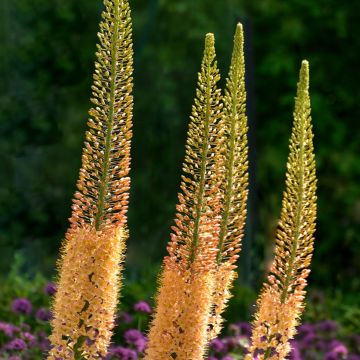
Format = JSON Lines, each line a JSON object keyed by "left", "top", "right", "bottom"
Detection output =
{"left": 0, "top": 0, "right": 359, "bottom": 307}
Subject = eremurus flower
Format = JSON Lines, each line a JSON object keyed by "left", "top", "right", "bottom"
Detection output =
{"left": 246, "top": 60, "right": 317, "bottom": 360}
{"left": 49, "top": 226, "right": 127, "bottom": 359}
{"left": 208, "top": 23, "right": 249, "bottom": 341}
{"left": 48, "top": 0, "right": 133, "bottom": 358}
{"left": 146, "top": 33, "right": 222, "bottom": 360}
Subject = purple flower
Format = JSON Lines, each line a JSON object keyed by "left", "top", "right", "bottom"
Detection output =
{"left": 39, "top": 337, "right": 51, "bottom": 352}
{"left": 222, "top": 356, "right": 234, "bottom": 360}
{"left": 8, "top": 357, "right": 22, "bottom": 360}
{"left": 0, "top": 322, "right": 20, "bottom": 337}
{"left": 38, "top": 330, "right": 48, "bottom": 338}
{"left": 300, "top": 331, "right": 316, "bottom": 347}
{"left": 210, "top": 339, "right": 226, "bottom": 353}
{"left": 107, "top": 346, "right": 137, "bottom": 359}
{"left": 222, "top": 335, "right": 249, "bottom": 350}
{"left": 290, "top": 341, "right": 302, "bottom": 360}
{"left": 133, "top": 301, "right": 152, "bottom": 314}
{"left": 36, "top": 307, "right": 53, "bottom": 322}
{"left": 21, "top": 323, "right": 31, "bottom": 331}
{"left": 239, "top": 322, "right": 252, "bottom": 336}
{"left": 5, "top": 338, "right": 27, "bottom": 351}
{"left": 348, "top": 355, "right": 360, "bottom": 360}
{"left": 317, "top": 320, "right": 338, "bottom": 333}
{"left": 324, "top": 342, "right": 348, "bottom": 360}
{"left": 12, "top": 298, "right": 32, "bottom": 315}
{"left": 224, "top": 336, "right": 239, "bottom": 349}
{"left": 117, "top": 311, "right": 133, "bottom": 324}
{"left": 123, "top": 329, "right": 147, "bottom": 353}
{"left": 134, "top": 336, "right": 147, "bottom": 353}
{"left": 124, "top": 329, "right": 145, "bottom": 344}
{"left": 331, "top": 342, "right": 348, "bottom": 354}
{"left": 229, "top": 322, "right": 252, "bottom": 337}
{"left": 44, "top": 282, "right": 57, "bottom": 296}
{"left": 23, "top": 331, "right": 36, "bottom": 345}
{"left": 298, "top": 323, "right": 315, "bottom": 335}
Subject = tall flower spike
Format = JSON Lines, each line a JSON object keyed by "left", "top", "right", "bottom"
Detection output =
{"left": 48, "top": 0, "right": 133, "bottom": 358}
{"left": 146, "top": 33, "right": 223, "bottom": 360}
{"left": 246, "top": 61, "right": 317, "bottom": 360}
{"left": 70, "top": 0, "right": 133, "bottom": 231}
{"left": 208, "top": 23, "right": 249, "bottom": 340}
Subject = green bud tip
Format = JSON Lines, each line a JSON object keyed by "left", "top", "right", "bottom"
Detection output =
{"left": 205, "top": 33, "right": 215, "bottom": 48}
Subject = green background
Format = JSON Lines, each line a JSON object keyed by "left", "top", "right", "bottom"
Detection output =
{"left": 0, "top": 0, "right": 359, "bottom": 299}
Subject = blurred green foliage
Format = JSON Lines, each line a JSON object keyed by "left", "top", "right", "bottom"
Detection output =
{"left": 0, "top": 0, "right": 359, "bottom": 297}
{"left": 0, "top": 254, "right": 49, "bottom": 327}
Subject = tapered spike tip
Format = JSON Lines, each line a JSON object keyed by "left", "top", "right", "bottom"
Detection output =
{"left": 299, "top": 60, "right": 310, "bottom": 90}
{"left": 235, "top": 22, "right": 244, "bottom": 40}
{"left": 205, "top": 33, "right": 215, "bottom": 48}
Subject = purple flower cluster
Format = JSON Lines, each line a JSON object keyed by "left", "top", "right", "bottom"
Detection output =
{"left": 106, "top": 328, "right": 148, "bottom": 359}
{"left": 0, "top": 290, "right": 55, "bottom": 359}
{"left": 107, "top": 346, "right": 137, "bottom": 360}
{"left": 0, "top": 322, "right": 20, "bottom": 337}
{"left": 44, "top": 282, "right": 57, "bottom": 296}
{"left": 124, "top": 329, "right": 148, "bottom": 352}
{"left": 289, "top": 321, "right": 360, "bottom": 360}
{"left": 205, "top": 320, "right": 360, "bottom": 360}
{"left": 36, "top": 307, "right": 53, "bottom": 322}
{"left": 0, "top": 319, "right": 51, "bottom": 358}
{"left": 1, "top": 285, "right": 359, "bottom": 360}
{"left": 12, "top": 298, "right": 32, "bottom": 315}
{"left": 133, "top": 301, "right": 152, "bottom": 314}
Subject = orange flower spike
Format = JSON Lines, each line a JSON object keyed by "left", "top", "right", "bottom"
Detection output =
{"left": 70, "top": 0, "right": 133, "bottom": 231}
{"left": 208, "top": 23, "right": 249, "bottom": 340}
{"left": 146, "top": 33, "right": 222, "bottom": 360}
{"left": 49, "top": 0, "right": 133, "bottom": 358}
{"left": 49, "top": 227, "right": 126, "bottom": 359}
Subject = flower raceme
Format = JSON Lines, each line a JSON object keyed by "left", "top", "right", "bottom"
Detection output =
{"left": 49, "top": 226, "right": 127, "bottom": 359}
{"left": 146, "top": 26, "right": 317, "bottom": 360}
{"left": 48, "top": 0, "right": 133, "bottom": 358}
{"left": 246, "top": 61, "right": 317, "bottom": 360}
{"left": 208, "top": 22, "right": 249, "bottom": 341}
{"left": 146, "top": 24, "right": 249, "bottom": 359}
{"left": 146, "top": 33, "right": 223, "bottom": 360}
{"left": 45, "top": 2, "right": 318, "bottom": 358}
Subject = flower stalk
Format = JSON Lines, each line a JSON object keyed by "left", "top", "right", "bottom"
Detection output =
{"left": 146, "top": 33, "right": 222, "bottom": 360}
{"left": 208, "top": 23, "right": 249, "bottom": 340}
{"left": 246, "top": 60, "right": 317, "bottom": 360}
{"left": 48, "top": 0, "right": 133, "bottom": 358}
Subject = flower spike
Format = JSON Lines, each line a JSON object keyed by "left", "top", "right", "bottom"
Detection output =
{"left": 48, "top": 0, "right": 133, "bottom": 358}
{"left": 146, "top": 33, "right": 223, "bottom": 360}
{"left": 165, "top": 32, "right": 223, "bottom": 273}
{"left": 246, "top": 60, "right": 317, "bottom": 360}
{"left": 70, "top": 0, "right": 133, "bottom": 231}
{"left": 207, "top": 23, "right": 249, "bottom": 340}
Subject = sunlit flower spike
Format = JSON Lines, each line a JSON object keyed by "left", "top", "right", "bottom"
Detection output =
{"left": 246, "top": 60, "right": 317, "bottom": 360}
{"left": 48, "top": 0, "right": 134, "bottom": 358}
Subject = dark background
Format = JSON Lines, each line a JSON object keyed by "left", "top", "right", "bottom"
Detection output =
{"left": 0, "top": 0, "right": 359, "bottom": 299}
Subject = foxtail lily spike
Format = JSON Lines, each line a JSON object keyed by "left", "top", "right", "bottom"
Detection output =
{"left": 246, "top": 61, "right": 317, "bottom": 360}
{"left": 208, "top": 23, "right": 249, "bottom": 340}
{"left": 146, "top": 33, "right": 222, "bottom": 360}
{"left": 48, "top": 0, "right": 133, "bottom": 358}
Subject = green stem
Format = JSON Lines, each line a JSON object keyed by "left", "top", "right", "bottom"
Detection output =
{"left": 263, "top": 347, "right": 272, "bottom": 359}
